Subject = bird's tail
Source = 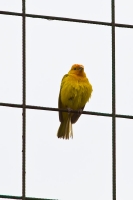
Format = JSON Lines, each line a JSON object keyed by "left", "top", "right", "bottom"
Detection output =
{"left": 57, "top": 113, "right": 73, "bottom": 139}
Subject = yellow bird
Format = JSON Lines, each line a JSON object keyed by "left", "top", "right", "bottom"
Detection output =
{"left": 57, "top": 64, "right": 93, "bottom": 139}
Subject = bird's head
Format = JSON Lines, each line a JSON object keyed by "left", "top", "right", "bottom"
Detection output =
{"left": 68, "top": 64, "right": 86, "bottom": 76}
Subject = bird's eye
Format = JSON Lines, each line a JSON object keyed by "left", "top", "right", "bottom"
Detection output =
{"left": 74, "top": 68, "right": 76, "bottom": 70}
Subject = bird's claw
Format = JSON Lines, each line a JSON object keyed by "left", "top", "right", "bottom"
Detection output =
{"left": 78, "top": 108, "right": 83, "bottom": 114}
{"left": 67, "top": 108, "right": 82, "bottom": 114}
{"left": 67, "top": 107, "right": 73, "bottom": 113}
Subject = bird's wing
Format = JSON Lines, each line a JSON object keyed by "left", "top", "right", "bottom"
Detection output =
{"left": 58, "top": 74, "right": 68, "bottom": 122}
{"left": 71, "top": 106, "right": 85, "bottom": 124}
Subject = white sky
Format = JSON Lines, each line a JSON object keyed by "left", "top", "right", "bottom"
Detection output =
{"left": 0, "top": 1, "right": 133, "bottom": 200}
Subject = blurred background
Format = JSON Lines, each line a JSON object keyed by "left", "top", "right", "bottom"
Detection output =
{"left": 0, "top": 1, "right": 133, "bottom": 200}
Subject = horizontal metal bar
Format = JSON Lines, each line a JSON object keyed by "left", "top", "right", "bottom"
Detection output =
{"left": 0, "top": 10, "right": 111, "bottom": 26}
{"left": 0, "top": 102, "right": 133, "bottom": 119}
{"left": 0, "top": 102, "right": 22, "bottom": 108}
{"left": 0, "top": 10, "right": 22, "bottom": 17}
{"left": 26, "top": 13, "right": 111, "bottom": 26}
{"left": 0, "top": 10, "right": 133, "bottom": 28}
{"left": 0, "top": 194, "right": 21, "bottom": 199}
{"left": 0, "top": 194, "right": 57, "bottom": 200}
{"left": 116, "top": 22, "right": 133, "bottom": 28}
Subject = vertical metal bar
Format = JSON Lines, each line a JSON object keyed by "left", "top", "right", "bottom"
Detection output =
{"left": 22, "top": 0, "right": 26, "bottom": 200}
{"left": 111, "top": 0, "right": 116, "bottom": 200}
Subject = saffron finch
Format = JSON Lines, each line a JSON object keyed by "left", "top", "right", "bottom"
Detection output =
{"left": 57, "top": 64, "right": 93, "bottom": 139}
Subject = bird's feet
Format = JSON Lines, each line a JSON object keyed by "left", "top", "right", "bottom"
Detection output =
{"left": 77, "top": 108, "right": 83, "bottom": 114}
{"left": 67, "top": 108, "right": 83, "bottom": 114}
{"left": 67, "top": 107, "right": 73, "bottom": 113}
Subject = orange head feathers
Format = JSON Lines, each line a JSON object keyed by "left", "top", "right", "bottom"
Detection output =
{"left": 68, "top": 64, "right": 86, "bottom": 77}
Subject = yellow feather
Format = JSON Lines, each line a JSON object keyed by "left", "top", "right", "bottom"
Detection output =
{"left": 57, "top": 64, "right": 93, "bottom": 139}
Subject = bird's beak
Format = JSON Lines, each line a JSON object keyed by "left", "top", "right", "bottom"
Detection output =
{"left": 78, "top": 66, "right": 84, "bottom": 71}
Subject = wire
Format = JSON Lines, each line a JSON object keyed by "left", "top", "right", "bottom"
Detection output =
{"left": 0, "top": 10, "right": 133, "bottom": 28}
{"left": 22, "top": 0, "right": 26, "bottom": 200}
{"left": 111, "top": 0, "right": 116, "bottom": 199}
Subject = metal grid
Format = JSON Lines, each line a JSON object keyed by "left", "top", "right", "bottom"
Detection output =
{"left": 0, "top": 0, "right": 133, "bottom": 200}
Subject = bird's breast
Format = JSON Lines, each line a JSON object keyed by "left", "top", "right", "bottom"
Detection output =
{"left": 60, "top": 75, "right": 92, "bottom": 110}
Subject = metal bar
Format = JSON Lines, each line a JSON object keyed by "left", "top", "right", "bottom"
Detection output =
{"left": 1, "top": 10, "right": 133, "bottom": 29}
{"left": 0, "top": 102, "right": 22, "bottom": 108}
{"left": 0, "top": 10, "right": 22, "bottom": 16}
{"left": 111, "top": 0, "right": 116, "bottom": 200}
{"left": 22, "top": 0, "right": 26, "bottom": 200}
{"left": 0, "top": 10, "right": 111, "bottom": 26}
{"left": 0, "top": 194, "right": 21, "bottom": 199}
{"left": 26, "top": 13, "right": 111, "bottom": 26}
{"left": 0, "top": 194, "right": 57, "bottom": 200}
{"left": 115, "top": 23, "right": 133, "bottom": 28}
{"left": 0, "top": 102, "right": 133, "bottom": 119}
